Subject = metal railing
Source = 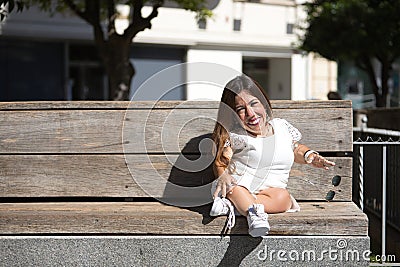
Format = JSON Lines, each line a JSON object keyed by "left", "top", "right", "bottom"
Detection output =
{"left": 353, "top": 124, "right": 400, "bottom": 258}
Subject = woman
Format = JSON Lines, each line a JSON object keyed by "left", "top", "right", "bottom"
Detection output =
{"left": 210, "top": 75, "right": 335, "bottom": 237}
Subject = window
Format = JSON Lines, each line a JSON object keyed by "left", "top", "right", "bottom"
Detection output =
{"left": 0, "top": 39, "right": 64, "bottom": 101}
{"left": 286, "top": 23, "right": 294, "bottom": 34}
{"left": 68, "top": 44, "right": 108, "bottom": 100}
{"left": 243, "top": 57, "right": 269, "bottom": 93}
{"left": 198, "top": 18, "right": 207, "bottom": 29}
{"left": 233, "top": 19, "right": 241, "bottom": 31}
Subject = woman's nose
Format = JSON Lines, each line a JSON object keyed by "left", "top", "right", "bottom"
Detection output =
{"left": 245, "top": 105, "right": 255, "bottom": 117}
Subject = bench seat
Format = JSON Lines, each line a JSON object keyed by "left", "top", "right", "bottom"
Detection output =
{"left": 0, "top": 201, "right": 367, "bottom": 235}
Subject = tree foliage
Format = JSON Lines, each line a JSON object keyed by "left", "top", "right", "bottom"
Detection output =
{"left": 1, "top": 0, "right": 212, "bottom": 100}
{"left": 298, "top": 0, "right": 400, "bottom": 107}
{"left": 0, "top": 0, "right": 24, "bottom": 20}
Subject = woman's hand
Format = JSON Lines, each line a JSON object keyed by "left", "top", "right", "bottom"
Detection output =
{"left": 213, "top": 172, "right": 237, "bottom": 199}
{"left": 307, "top": 153, "right": 335, "bottom": 170}
{"left": 222, "top": 146, "right": 233, "bottom": 160}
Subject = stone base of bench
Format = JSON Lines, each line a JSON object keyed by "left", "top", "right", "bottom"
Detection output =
{"left": 1, "top": 235, "right": 369, "bottom": 266}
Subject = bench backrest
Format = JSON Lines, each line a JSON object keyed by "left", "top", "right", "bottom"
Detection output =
{"left": 0, "top": 100, "right": 352, "bottom": 202}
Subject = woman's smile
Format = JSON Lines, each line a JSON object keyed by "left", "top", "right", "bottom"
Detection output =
{"left": 247, "top": 116, "right": 261, "bottom": 126}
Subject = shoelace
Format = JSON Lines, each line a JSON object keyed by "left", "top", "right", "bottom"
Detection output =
{"left": 223, "top": 198, "right": 236, "bottom": 229}
{"left": 252, "top": 205, "right": 268, "bottom": 221}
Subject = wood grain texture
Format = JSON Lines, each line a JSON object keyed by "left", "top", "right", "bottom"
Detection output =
{"left": 0, "top": 106, "right": 352, "bottom": 153}
{"left": 0, "top": 201, "right": 368, "bottom": 235}
{"left": 0, "top": 155, "right": 351, "bottom": 201}
{"left": 0, "top": 100, "right": 351, "bottom": 110}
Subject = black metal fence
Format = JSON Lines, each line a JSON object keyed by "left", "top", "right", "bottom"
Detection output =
{"left": 353, "top": 129, "right": 400, "bottom": 257}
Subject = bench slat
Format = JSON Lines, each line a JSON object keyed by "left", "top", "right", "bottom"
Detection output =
{"left": 0, "top": 202, "right": 368, "bottom": 236}
{"left": 0, "top": 100, "right": 351, "bottom": 110}
{"left": 1, "top": 155, "right": 351, "bottom": 201}
{"left": 0, "top": 107, "right": 351, "bottom": 154}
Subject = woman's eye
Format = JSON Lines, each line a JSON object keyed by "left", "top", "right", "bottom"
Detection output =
{"left": 251, "top": 101, "right": 259, "bottom": 106}
{"left": 236, "top": 107, "right": 244, "bottom": 113}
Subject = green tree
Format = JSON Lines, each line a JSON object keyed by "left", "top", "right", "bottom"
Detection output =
{"left": 298, "top": 0, "right": 400, "bottom": 107}
{"left": 0, "top": 0, "right": 211, "bottom": 100}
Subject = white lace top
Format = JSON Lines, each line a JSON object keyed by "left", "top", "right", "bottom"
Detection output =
{"left": 226, "top": 118, "right": 301, "bottom": 193}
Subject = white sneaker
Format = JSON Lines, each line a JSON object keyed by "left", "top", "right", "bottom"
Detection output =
{"left": 247, "top": 204, "right": 270, "bottom": 237}
{"left": 210, "top": 197, "right": 236, "bottom": 229}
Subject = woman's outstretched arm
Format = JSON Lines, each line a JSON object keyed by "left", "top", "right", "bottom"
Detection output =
{"left": 293, "top": 142, "right": 335, "bottom": 170}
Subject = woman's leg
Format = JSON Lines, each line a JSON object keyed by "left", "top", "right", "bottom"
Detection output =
{"left": 226, "top": 186, "right": 292, "bottom": 215}
{"left": 226, "top": 186, "right": 257, "bottom": 216}
{"left": 228, "top": 186, "right": 273, "bottom": 237}
{"left": 255, "top": 188, "right": 292, "bottom": 213}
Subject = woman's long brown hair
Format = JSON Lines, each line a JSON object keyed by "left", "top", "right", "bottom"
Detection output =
{"left": 212, "top": 74, "right": 272, "bottom": 169}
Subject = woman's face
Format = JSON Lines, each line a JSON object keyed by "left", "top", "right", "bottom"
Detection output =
{"left": 234, "top": 90, "right": 268, "bottom": 136}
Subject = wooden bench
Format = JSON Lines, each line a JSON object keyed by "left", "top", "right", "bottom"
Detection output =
{"left": 0, "top": 100, "right": 369, "bottom": 266}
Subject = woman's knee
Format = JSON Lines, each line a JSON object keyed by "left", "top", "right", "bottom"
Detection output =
{"left": 257, "top": 188, "right": 291, "bottom": 213}
{"left": 274, "top": 189, "right": 291, "bottom": 203}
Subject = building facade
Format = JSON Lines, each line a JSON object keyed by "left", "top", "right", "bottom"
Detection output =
{"left": 0, "top": 0, "right": 337, "bottom": 101}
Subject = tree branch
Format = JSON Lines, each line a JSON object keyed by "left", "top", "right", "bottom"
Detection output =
{"left": 64, "top": 0, "right": 91, "bottom": 24}
{"left": 107, "top": 0, "right": 116, "bottom": 36}
{"left": 358, "top": 56, "right": 380, "bottom": 98}
{"left": 132, "top": 0, "right": 144, "bottom": 23}
{"left": 84, "top": 0, "right": 105, "bottom": 45}
{"left": 124, "top": 1, "right": 160, "bottom": 40}
{"left": 145, "top": 3, "right": 160, "bottom": 21}
{"left": 380, "top": 58, "right": 392, "bottom": 97}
